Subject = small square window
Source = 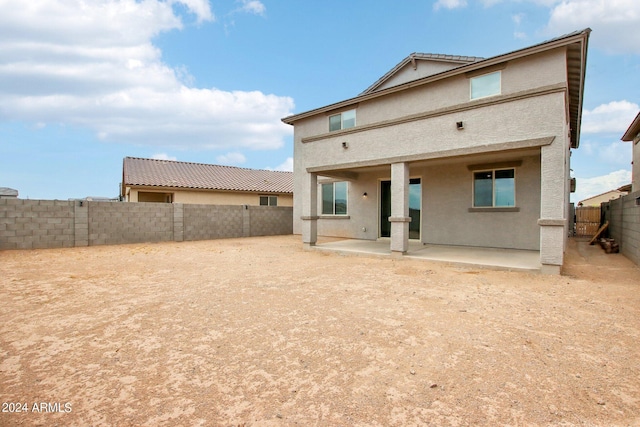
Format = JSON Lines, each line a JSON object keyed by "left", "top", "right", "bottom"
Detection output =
{"left": 259, "top": 195, "right": 278, "bottom": 206}
{"left": 329, "top": 114, "right": 342, "bottom": 132}
{"left": 470, "top": 71, "right": 501, "bottom": 100}
{"left": 329, "top": 109, "right": 356, "bottom": 132}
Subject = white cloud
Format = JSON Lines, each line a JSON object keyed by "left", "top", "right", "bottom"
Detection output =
{"left": 543, "top": 0, "right": 640, "bottom": 54}
{"left": 523, "top": 0, "right": 563, "bottom": 6}
{"left": 582, "top": 100, "right": 639, "bottom": 135}
{"left": 578, "top": 137, "right": 632, "bottom": 170}
{"left": 238, "top": 0, "right": 266, "bottom": 16}
{"left": 270, "top": 157, "right": 293, "bottom": 172}
{"left": 152, "top": 153, "right": 177, "bottom": 161}
{"left": 433, "top": 0, "right": 467, "bottom": 11}
{"left": 216, "top": 152, "right": 246, "bottom": 165}
{"left": 0, "top": 1, "right": 293, "bottom": 150}
{"left": 574, "top": 169, "right": 632, "bottom": 202}
{"left": 171, "top": 0, "right": 214, "bottom": 23}
{"left": 512, "top": 13, "right": 524, "bottom": 25}
{"left": 449, "top": 0, "right": 640, "bottom": 54}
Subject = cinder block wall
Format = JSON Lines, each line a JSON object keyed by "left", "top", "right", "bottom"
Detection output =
{"left": 184, "top": 204, "right": 243, "bottom": 241}
{"left": 88, "top": 202, "right": 174, "bottom": 245}
{"left": 0, "top": 199, "right": 293, "bottom": 250}
{"left": 249, "top": 206, "right": 294, "bottom": 236}
{"left": 602, "top": 190, "right": 640, "bottom": 266}
{"left": 0, "top": 199, "right": 75, "bottom": 250}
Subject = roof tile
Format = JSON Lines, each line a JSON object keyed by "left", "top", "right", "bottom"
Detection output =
{"left": 123, "top": 157, "right": 293, "bottom": 194}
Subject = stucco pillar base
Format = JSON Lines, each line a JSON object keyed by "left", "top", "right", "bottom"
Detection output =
{"left": 541, "top": 264, "right": 561, "bottom": 275}
{"left": 539, "top": 221, "right": 565, "bottom": 274}
{"left": 389, "top": 216, "right": 411, "bottom": 254}
{"left": 301, "top": 172, "right": 318, "bottom": 247}
{"left": 301, "top": 216, "right": 318, "bottom": 246}
{"left": 390, "top": 162, "right": 410, "bottom": 255}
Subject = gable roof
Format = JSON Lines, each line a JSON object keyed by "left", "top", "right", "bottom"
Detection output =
{"left": 578, "top": 188, "right": 628, "bottom": 205}
{"left": 0, "top": 187, "right": 18, "bottom": 197}
{"left": 360, "top": 53, "right": 483, "bottom": 95}
{"left": 622, "top": 111, "right": 640, "bottom": 142}
{"left": 122, "top": 157, "right": 293, "bottom": 194}
{"left": 282, "top": 29, "right": 590, "bottom": 149}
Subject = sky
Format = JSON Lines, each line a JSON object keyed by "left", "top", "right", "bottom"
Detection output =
{"left": 0, "top": 0, "right": 638, "bottom": 202}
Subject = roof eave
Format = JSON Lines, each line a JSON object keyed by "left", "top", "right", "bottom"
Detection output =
{"left": 622, "top": 112, "right": 640, "bottom": 141}
{"left": 281, "top": 29, "right": 592, "bottom": 126}
{"left": 125, "top": 183, "right": 292, "bottom": 194}
{"left": 569, "top": 29, "right": 591, "bottom": 149}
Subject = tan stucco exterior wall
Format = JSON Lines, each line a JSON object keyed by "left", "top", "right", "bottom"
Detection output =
{"left": 125, "top": 186, "right": 293, "bottom": 206}
{"left": 309, "top": 152, "right": 542, "bottom": 251}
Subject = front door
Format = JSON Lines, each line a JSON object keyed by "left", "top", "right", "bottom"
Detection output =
{"left": 380, "top": 178, "right": 421, "bottom": 239}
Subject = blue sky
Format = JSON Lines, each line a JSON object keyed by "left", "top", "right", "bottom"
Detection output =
{"left": 0, "top": 0, "right": 638, "bottom": 202}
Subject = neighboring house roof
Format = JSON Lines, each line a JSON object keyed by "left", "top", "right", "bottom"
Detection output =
{"left": 578, "top": 189, "right": 627, "bottom": 206}
{"left": 617, "top": 184, "right": 632, "bottom": 193}
{"left": 0, "top": 187, "right": 18, "bottom": 197}
{"left": 361, "top": 53, "right": 483, "bottom": 95}
{"left": 122, "top": 157, "right": 293, "bottom": 194}
{"left": 622, "top": 111, "right": 640, "bottom": 143}
{"left": 282, "top": 29, "right": 590, "bottom": 149}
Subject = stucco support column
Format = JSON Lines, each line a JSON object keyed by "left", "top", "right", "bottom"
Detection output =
{"left": 538, "top": 143, "right": 567, "bottom": 274}
{"left": 389, "top": 162, "right": 411, "bottom": 255}
{"left": 301, "top": 172, "right": 318, "bottom": 248}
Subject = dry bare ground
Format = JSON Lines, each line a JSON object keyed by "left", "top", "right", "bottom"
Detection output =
{"left": 1, "top": 235, "right": 639, "bottom": 426}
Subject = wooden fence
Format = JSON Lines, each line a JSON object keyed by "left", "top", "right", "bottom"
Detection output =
{"left": 575, "top": 206, "right": 601, "bottom": 237}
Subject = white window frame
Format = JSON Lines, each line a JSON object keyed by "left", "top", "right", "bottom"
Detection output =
{"left": 321, "top": 182, "right": 348, "bottom": 215}
{"left": 329, "top": 109, "right": 356, "bottom": 132}
{"left": 472, "top": 168, "right": 516, "bottom": 208}
{"left": 259, "top": 195, "right": 278, "bottom": 206}
{"left": 470, "top": 71, "right": 501, "bottom": 100}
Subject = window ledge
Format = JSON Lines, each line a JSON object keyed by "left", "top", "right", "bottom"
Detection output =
{"left": 319, "top": 215, "right": 351, "bottom": 220}
{"left": 468, "top": 207, "right": 520, "bottom": 213}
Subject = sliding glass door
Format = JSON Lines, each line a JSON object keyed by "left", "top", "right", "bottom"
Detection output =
{"left": 380, "top": 178, "right": 421, "bottom": 239}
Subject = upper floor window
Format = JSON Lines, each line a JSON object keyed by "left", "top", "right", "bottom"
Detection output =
{"left": 473, "top": 168, "right": 515, "bottom": 207}
{"left": 329, "top": 109, "right": 356, "bottom": 132}
{"left": 322, "top": 181, "right": 348, "bottom": 215}
{"left": 259, "top": 195, "right": 278, "bottom": 206}
{"left": 470, "top": 71, "right": 501, "bottom": 100}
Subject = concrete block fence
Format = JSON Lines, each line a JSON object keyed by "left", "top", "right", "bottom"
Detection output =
{"left": 0, "top": 199, "right": 293, "bottom": 250}
{"left": 602, "top": 190, "right": 640, "bottom": 266}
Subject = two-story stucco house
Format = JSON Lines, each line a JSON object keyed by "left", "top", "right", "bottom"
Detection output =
{"left": 282, "top": 29, "right": 590, "bottom": 274}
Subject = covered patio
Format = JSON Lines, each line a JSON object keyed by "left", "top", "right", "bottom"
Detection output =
{"left": 298, "top": 141, "right": 564, "bottom": 274}
{"left": 312, "top": 238, "right": 542, "bottom": 272}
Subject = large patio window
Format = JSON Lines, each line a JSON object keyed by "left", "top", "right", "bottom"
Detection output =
{"left": 473, "top": 168, "right": 515, "bottom": 207}
{"left": 322, "top": 182, "right": 348, "bottom": 215}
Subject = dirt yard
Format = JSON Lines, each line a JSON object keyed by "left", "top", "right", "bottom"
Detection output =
{"left": 1, "top": 236, "right": 639, "bottom": 426}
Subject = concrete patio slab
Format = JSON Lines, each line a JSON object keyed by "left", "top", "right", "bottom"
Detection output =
{"left": 313, "top": 238, "right": 541, "bottom": 272}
